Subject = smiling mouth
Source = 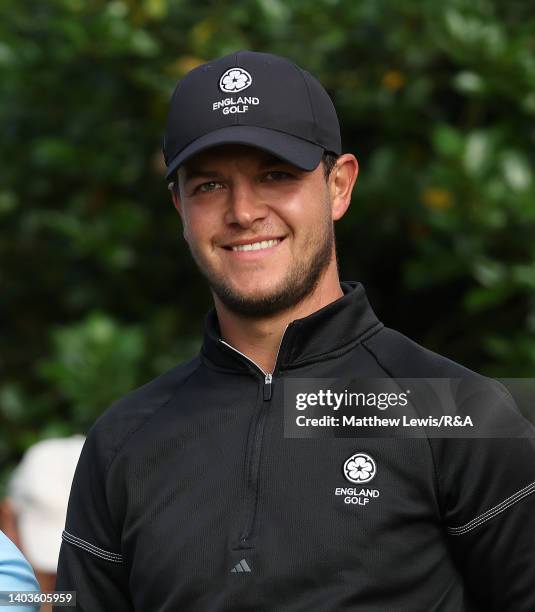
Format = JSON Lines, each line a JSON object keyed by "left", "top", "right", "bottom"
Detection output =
{"left": 223, "top": 238, "right": 285, "bottom": 252}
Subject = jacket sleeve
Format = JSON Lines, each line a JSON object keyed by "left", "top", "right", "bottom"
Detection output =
{"left": 435, "top": 380, "right": 535, "bottom": 610}
{"left": 54, "top": 425, "right": 133, "bottom": 612}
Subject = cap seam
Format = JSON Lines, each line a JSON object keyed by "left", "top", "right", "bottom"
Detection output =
{"left": 234, "top": 51, "right": 240, "bottom": 127}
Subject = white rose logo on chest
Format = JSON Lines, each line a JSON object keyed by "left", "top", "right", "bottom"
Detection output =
{"left": 343, "top": 452, "right": 376, "bottom": 484}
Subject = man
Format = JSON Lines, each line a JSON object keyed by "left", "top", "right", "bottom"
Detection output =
{"left": 56, "top": 51, "right": 535, "bottom": 610}
{"left": 0, "top": 530, "right": 39, "bottom": 611}
{"left": 1, "top": 435, "right": 85, "bottom": 609}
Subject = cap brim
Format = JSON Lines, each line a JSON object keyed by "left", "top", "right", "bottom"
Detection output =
{"left": 165, "top": 125, "right": 324, "bottom": 180}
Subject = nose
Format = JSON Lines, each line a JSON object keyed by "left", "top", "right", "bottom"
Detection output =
{"left": 223, "top": 177, "right": 269, "bottom": 228}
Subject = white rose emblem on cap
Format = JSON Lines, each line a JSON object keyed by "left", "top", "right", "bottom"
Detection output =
{"left": 343, "top": 452, "right": 376, "bottom": 484}
{"left": 219, "top": 67, "right": 252, "bottom": 93}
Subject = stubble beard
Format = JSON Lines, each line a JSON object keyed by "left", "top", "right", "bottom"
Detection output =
{"left": 188, "top": 208, "right": 336, "bottom": 319}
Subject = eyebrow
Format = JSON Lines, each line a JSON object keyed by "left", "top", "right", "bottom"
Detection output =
{"left": 182, "top": 168, "right": 221, "bottom": 181}
{"left": 182, "top": 154, "right": 294, "bottom": 181}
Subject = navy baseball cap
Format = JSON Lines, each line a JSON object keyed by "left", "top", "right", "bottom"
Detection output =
{"left": 163, "top": 50, "right": 341, "bottom": 181}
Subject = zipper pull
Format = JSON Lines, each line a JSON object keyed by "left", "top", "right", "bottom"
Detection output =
{"left": 263, "top": 373, "right": 273, "bottom": 401}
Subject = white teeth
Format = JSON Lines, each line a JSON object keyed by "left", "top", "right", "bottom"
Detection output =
{"left": 231, "top": 239, "right": 280, "bottom": 252}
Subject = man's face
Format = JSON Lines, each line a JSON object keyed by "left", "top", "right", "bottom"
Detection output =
{"left": 174, "top": 144, "right": 338, "bottom": 318}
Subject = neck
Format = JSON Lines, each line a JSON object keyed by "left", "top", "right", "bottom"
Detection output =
{"left": 214, "top": 272, "right": 343, "bottom": 374}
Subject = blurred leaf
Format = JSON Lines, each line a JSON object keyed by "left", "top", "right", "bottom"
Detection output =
{"left": 464, "top": 131, "right": 492, "bottom": 176}
{"left": 38, "top": 313, "right": 146, "bottom": 425}
{"left": 432, "top": 124, "right": 464, "bottom": 158}
{"left": 453, "top": 71, "right": 485, "bottom": 94}
{"left": 0, "top": 384, "right": 26, "bottom": 420}
{"left": 500, "top": 151, "right": 532, "bottom": 191}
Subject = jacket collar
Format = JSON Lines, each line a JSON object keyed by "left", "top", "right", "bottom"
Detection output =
{"left": 200, "top": 281, "right": 382, "bottom": 374}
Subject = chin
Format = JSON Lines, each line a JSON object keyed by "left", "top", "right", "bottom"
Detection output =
{"left": 212, "top": 278, "right": 309, "bottom": 318}
{"left": 232, "top": 280, "right": 279, "bottom": 299}
{"left": 227, "top": 286, "right": 282, "bottom": 308}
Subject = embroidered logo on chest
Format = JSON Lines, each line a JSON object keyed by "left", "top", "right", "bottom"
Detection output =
{"left": 334, "top": 451, "right": 380, "bottom": 507}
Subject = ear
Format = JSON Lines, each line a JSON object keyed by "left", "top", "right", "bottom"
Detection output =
{"left": 328, "top": 154, "right": 359, "bottom": 221}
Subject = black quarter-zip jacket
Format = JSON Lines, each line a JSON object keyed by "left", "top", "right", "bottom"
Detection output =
{"left": 55, "top": 282, "right": 535, "bottom": 611}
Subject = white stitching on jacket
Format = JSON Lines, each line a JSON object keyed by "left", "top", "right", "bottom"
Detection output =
{"left": 62, "top": 530, "right": 123, "bottom": 563}
{"left": 446, "top": 480, "right": 535, "bottom": 536}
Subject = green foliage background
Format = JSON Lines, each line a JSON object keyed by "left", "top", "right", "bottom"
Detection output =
{"left": 1, "top": 0, "right": 535, "bottom": 484}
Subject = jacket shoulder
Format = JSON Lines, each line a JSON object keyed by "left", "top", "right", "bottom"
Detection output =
{"left": 86, "top": 355, "right": 201, "bottom": 473}
{"left": 363, "top": 326, "right": 477, "bottom": 378}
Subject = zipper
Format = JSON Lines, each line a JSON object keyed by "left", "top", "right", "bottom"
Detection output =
{"left": 219, "top": 325, "right": 290, "bottom": 546}
{"left": 263, "top": 373, "right": 272, "bottom": 400}
{"left": 219, "top": 340, "right": 275, "bottom": 401}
